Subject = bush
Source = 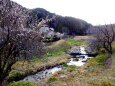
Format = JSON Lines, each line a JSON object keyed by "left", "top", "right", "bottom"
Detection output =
{"left": 8, "top": 81, "right": 36, "bottom": 86}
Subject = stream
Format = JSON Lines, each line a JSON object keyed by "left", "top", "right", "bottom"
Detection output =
{"left": 67, "top": 46, "right": 92, "bottom": 66}
{"left": 22, "top": 46, "right": 93, "bottom": 82}
{"left": 22, "top": 66, "right": 62, "bottom": 82}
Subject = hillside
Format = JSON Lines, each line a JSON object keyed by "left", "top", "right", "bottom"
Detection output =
{"left": 48, "top": 16, "right": 91, "bottom": 35}
{"left": 0, "top": 0, "right": 90, "bottom": 35}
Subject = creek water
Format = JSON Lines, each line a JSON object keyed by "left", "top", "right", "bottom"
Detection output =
{"left": 67, "top": 46, "right": 92, "bottom": 66}
{"left": 22, "top": 46, "right": 92, "bottom": 82}
{"left": 22, "top": 66, "right": 62, "bottom": 82}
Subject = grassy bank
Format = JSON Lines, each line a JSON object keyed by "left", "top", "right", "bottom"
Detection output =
{"left": 37, "top": 55, "right": 115, "bottom": 86}
{"left": 7, "top": 40, "right": 72, "bottom": 82}
{"left": 38, "top": 42, "right": 115, "bottom": 86}
{"left": 8, "top": 36, "right": 115, "bottom": 86}
{"left": 66, "top": 39, "right": 86, "bottom": 45}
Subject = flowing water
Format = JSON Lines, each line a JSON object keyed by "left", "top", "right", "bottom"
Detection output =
{"left": 22, "top": 46, "right": 92, "bottom": 82}
{"left": 22, "top": 66, "right": 62, "bottom": 82}
{"left": 67, "top": 46, "right": 92, "bottom": 66}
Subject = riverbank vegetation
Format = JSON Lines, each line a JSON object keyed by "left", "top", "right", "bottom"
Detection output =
{"left": 0, "top": 0, "right": 115, "bottom": 86}
{"left": 38, "top": 43, "right": 115, "bottom": 86}
{"left": 7, "top": 37, "right": 115, "bottom": 86}
{"left": 6, "top": 40, "right": 71, "bottom": 82}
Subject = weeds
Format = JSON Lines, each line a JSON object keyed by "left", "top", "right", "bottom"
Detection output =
{"left": 48, "top": 77, "right": 58, "bottom": 82}
{"left": 66, "top": 39, "right": 86, "bottom": 45}
{"left": 8, "top": 81, "right": 36, "bottom": 86}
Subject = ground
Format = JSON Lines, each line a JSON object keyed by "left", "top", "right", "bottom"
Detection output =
{"left": 8, "top": 36, "right": 115, "bottom": 86}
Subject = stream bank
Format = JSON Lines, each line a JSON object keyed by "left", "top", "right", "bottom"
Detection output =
{"left": 8, "top": 54, "right": 70, "bottom": 82}
{"left": 21, "top": 46, "right": 95, "bottom": 82}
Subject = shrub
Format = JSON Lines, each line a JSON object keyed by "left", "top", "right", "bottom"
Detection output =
{"left": 8, "top": 81, "right": 36, "bottom": 86}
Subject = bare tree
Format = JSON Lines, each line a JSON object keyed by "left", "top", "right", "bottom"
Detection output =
{"left": 0, "top": 27, "right": 44, "bottom": 84}
{"left": 0, "top": 0, "right": 55, "bottom": 84}
{"left": 88, "top": 24, "right": 115, "bottom": 54}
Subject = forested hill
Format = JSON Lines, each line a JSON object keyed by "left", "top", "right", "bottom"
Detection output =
{"left": 0, "top": 0, "right": 91, "bottom": 35}
{"left": 48, "top": 16, "right": 91, "bottom": 35}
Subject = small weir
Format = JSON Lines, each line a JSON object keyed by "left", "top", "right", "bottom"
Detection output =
{"left": 67, "top": 46, "right": 93, "bottom": 66}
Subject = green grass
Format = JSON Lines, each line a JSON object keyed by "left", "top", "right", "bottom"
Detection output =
{"left": 112, "top": 43, "right": 115, "bottom": 53}
{"left": 112, "top": 43, "right": 115, "bottom": 48}
{"left": 8, "top": 81, "right": 36, "bottom": 86}
{"left": 66, "top": 39, "right": 86, "bottom": 45}
{"left": 87, "top": 54, "right": 106, "bottom": 66}
{"left": 95, "top": 55, "right": 106, "bottom": 65}
{"left": 8, "top": 70, "right": 23, "bottom": 79}
{"left": 8, "top": 38, "right": 115, "bottom": 86}
{"left": 43, "top": 47, "right": 69, "bottom": 57}
{"left": 41, "top": 40, "right": 115, "bottom": 86}
{"left": 48, "top": 77, "right": 58, "bottom": 82}
{"left": 31, "top": 46, "right": 69, "bottom": 61}
{"left": 62, "top": 63, "right": 68, "bottom": 67}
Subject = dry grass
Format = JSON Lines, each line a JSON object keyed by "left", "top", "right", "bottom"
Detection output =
{"left": 12, "top": 54, "right": 70, "bottom": 72}
{"left": 42, "top": 54, "right": 115, "bottom": 86}
{"left": 8, "top": 53, "right": 71, "bottom": 81}
{"left": 73, "top": 36, "right": 92, "bottom": 41}
{"left": 46, "top": 40, "right": 71, "bottom": 49}
{"left": 8, "top": 37, "right": 115, "bottom": 86}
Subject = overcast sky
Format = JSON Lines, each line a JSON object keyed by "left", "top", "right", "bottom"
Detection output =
{"left": 12, "top": 0, "right": 115, "bottom": 25}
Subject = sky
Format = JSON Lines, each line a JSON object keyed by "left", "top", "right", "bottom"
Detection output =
{"left": 12, "top": 0, "right": 115, "bottom": 25}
